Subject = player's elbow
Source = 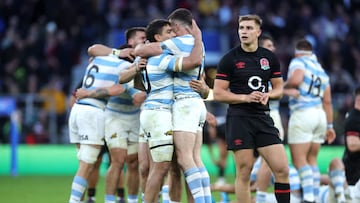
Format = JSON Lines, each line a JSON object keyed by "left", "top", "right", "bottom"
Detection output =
{"left": 87, "top": 44, "right": 100, "bottom": 56}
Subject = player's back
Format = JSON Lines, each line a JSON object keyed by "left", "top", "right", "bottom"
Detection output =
{"left": 77, "top": 55, "right": 126, "bottom": 109}
{"left": 161, "top": 34, "right": 204, "bottom": 99}
{"left": 288, "top": 54, "right": 329, "bottom": 112}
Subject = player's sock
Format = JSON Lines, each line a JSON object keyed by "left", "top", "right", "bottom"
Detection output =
{"left": 274, "top": 182, "right": 290, "bottom": 203}
{"left": 162, "top": 185, "right": 170, "bottom": 203}
{"left": 86, "top": 188, "right": 96, "bottom": 202}
{"left": 105, "top": 194, "right": 116, "bottom": 203}
{"left": 141, "top": 192, "right": 144, "bottom": 203}
{"left": 199, "top": 167, "right": 212, "bottom": 203}
{"left": 220, "top": 192, "right": 229, "bottom": 203}
{"left": 329, "top": 169, "right": 346, "bottom": 202}
{"left": 311, "top": 165, "right": 320, "bottom": 199}
{"left": 127, "top": 194, "right": 138, "bottom": 203}
{"left": 184, "top": 167, "right": 205, "bottom": 203}
{"left": 69, "top": 175, "right": 88, "bottom": 203}
{"left": 298, "top": 165, "right": 315, "bottom": 202}
{"left": 116, "top": 188, "right": 125, "bottom": 202}
{"left": 255, "top": 191, "right": 267, "bottom": 203}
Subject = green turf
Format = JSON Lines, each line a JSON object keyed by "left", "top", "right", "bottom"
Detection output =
{"left": 0, "top": 144, "right": 345, "bottom": 202}
{"left": 0, "top": 175, "right": 234, "bottom": 202}
{"left": 0, "top": 144, "right": 345, "bottom": 176}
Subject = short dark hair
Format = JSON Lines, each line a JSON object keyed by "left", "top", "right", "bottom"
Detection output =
{"left": 259, "top": 34, "right": 274, "bottom": 46}
{"left": 125, "top": 27, "right": 146, "bottom": 42}
{"left": 146, "top": 19, "right": 171, "bottom": 42}
{"left": 295, "top": 38, "right": 313, "bottom": 51}
{"left": 167, "top": 8, "right": 193, "bottom": 27}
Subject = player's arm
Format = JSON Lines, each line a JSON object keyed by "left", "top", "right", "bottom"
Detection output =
{"left": 118, "top": 58, "right": 147, "bottom": 84}
{"left": 133, "top": 42, "right": 162, "bottom": 58}
{"left": 322, "top": 85, "right": 336, "bottom": 144}
{"left": 269, "top": 77, "right": 283, "bottom": 100}
{"left": 213, "top": 79, "right": 264, "bottom": 104}
{"left": 75, "top": 84, "right": 126, "bottom": 99}
{"left": 173, "top": 19, "right": 203, "bottom": 71}
{"left": 87, "top": 44, "right": 134, "bottom": 60}
{"left": 284, "top": 68, "right": 304, "bottom": 88}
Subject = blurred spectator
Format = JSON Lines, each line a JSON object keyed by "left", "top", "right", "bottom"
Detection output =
{"left": 0, "top": 0, "right": 360, "bottom": 144}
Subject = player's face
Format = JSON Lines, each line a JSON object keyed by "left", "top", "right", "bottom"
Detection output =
{"left": 129, "top": 31, "right": 147, "bottom": 47}
{"left": 261, "top": 39, "right": 276, "bottom": 52}
{"left": 238, "top": 20, "right": 261, "bottom": 45}
{"left": 158, "top": 25, "right": 176, "bottom": 42}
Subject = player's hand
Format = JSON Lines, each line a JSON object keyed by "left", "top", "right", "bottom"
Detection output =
{"left": 190, "top": 78, "right": 207, "bottom": 93}
{"left": 119, "top": 48, "right": 135, "bottom": 61}
{"left": 132, "top": 92, "right": 146, "bottom": 107}
{"left": 284, "top": 88, "right": 300, "bottom": 98}
{"left": 186, "top": 19, "right": 202, "bottom": 41}
{"left": 325, "top": 128, "right": 336, "bottom": 144}
{"left": 259, "top": 92, "right": 269, "bottom": 105}
{"left": 206, "top": 112, "right": 217, "bottom": 128}
{"left": 136, "top": 58, "right": 147, "bottom": 72}
{"left": 75, "top": 88, "right": 89, "bottom": 99}
{"left": 247, "top": 91, "right": 264, "bottom": 103}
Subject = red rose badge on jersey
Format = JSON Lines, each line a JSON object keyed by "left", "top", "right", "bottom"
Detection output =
{"left": 260, "top": 58, "right": 270, "bottom": 70}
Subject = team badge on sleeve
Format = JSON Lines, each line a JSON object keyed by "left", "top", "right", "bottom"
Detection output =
{"left": 260, "top": 58, "right": 270, "bottom": 70}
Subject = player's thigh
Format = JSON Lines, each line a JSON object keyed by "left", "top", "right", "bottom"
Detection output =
{"left": 313, "top": 108, "right": 327, "bottom": 143}
{"left": 173, "top": 98, "right": 205, "bottom": 133}
{"left": 288, "top": 108, "right": 317, "bottom": 144}
{"left": 105, "top": 111, "right": 128, "bottom": 149}
{"left": 77, "top": 104, "right": 105, "bottom": 145}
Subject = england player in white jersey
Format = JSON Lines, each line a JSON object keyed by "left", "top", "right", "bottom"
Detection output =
{"left": 284, "top": 38, "right": 336, "bottom": 203}
{"left": 68, "top": 50, "right": 133, "bottom": 203}
{"left": 134, "top": 9, "right": 210, "bottom": 203}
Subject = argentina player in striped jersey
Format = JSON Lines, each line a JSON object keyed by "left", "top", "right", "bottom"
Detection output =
{"left": 284, "top": 39, "right": 336, "bottom": 203}
{"left": 138, "top": 18, "right": 204, "bottom": 203}
{"left": 76, "top": 27, "right": 148, "bottom": 203}
{"left": 134, "top": 9, "right": 211, "bottom": 203}
{"left": 68, "top": 47, "right": 135, "bottom": 203}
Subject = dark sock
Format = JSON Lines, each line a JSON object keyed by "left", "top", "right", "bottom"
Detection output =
{"left": 274, "top": 182, "right": 290, "bottom": 203}
{"left": 219, "top": 166, "right": 225, "bottom": 177}
{"left": 87, "top": 188, "right": 96, "bottom": 198}
{"left": 117, "top": 188, "right": 125, "bottom": 198}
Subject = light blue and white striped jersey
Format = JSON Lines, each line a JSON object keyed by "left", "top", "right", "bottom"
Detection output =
{"left": 77, "top": 55, "right": 127, "bottom": 109}
{"left": 287, "top": 54, "right": 330, "bottom": 113}
{"left": 160, "top": 34, "right": 205, "bottom": 99}
{"left": 142, "top": 54, "right": 175, "bottom": 110}
{"left": 106, "top": 59, "right": 143, "bottom": 115}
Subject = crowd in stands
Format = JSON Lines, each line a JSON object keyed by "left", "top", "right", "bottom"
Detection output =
{"left": 0, "top": 0, "right": 360, "bottom": 144}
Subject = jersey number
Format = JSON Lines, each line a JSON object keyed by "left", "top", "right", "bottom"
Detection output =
{"left": 84, "top": 65, "right": 99, "bottom": 88}
{"left": 307, "top": 74, "right": 322, "bottom": 96}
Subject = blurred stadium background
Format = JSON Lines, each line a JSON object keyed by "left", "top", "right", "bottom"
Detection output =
{"left": 0, "top": 1, "right": 358, "bottom": 201}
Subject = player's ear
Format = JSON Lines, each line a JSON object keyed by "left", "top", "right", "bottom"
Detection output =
{"left": 154, "top": 34, "right": 161, "bottom": 42}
